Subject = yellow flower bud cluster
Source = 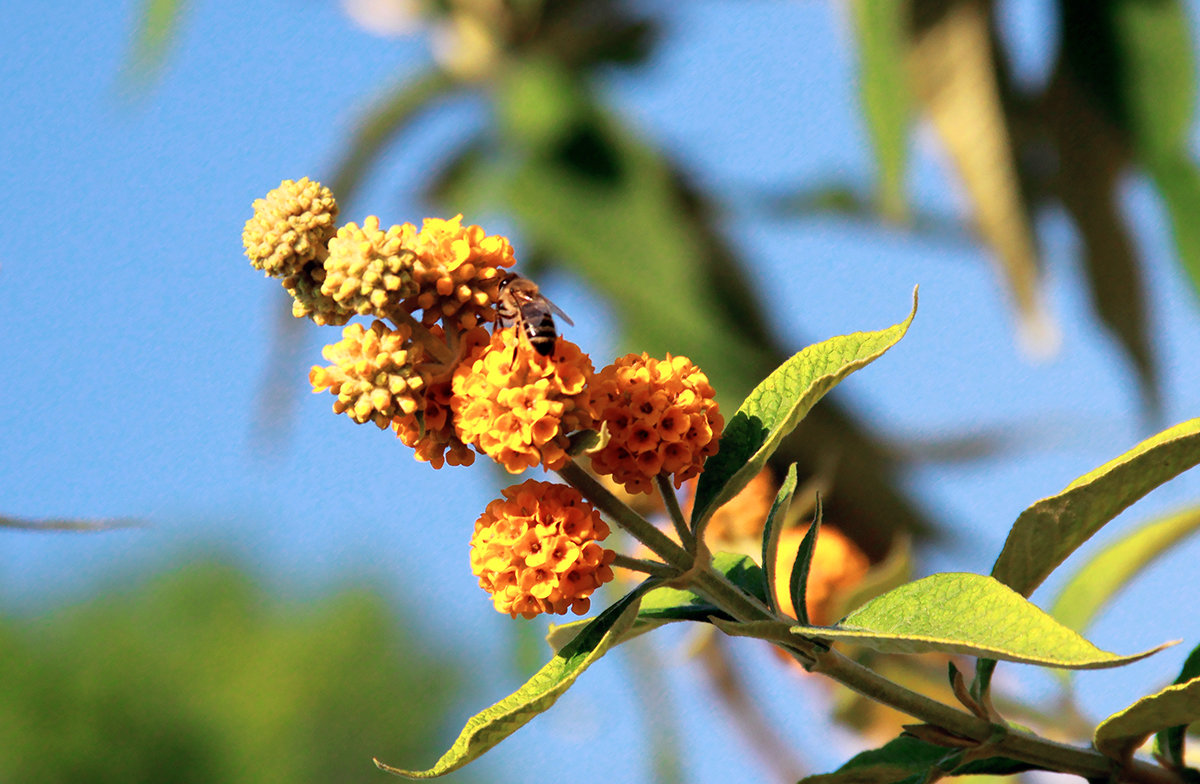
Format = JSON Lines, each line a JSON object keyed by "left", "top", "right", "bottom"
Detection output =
{"left": 322, "top": 217, "right": 419, "bottom": 317}
{"left": 242, "top": 177, "right": 349, "bottom": 326}
{"left": 243, "top": 180, "right": 514, "bottom": 333}
{"left": 471, "top": 481, "right": 616, "bottom": 618}
{"left": 309, "top": 320, "right": 427, "bottom": 428}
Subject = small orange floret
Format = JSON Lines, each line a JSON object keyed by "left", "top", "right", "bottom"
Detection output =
{"left": 391, "top": 326, "right": 490, "bottom": 469}
{"left": 590, "top": 353, "right": 722, "bottom": 494}
{"left": 470, "top": 480, "right": 616, "bottom": 618}
{"left": 403, "top": 215, "right": 515, "bottom": 330}
{"left": 451, "top": 328, "right": 597, "bottom": 473}
{"left": 774, "top": 523, "right": 870, "bottom": 626}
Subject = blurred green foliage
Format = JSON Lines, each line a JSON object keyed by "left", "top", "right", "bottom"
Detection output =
{"left": 0, "top": 558, "right": 474, "bottom": 784}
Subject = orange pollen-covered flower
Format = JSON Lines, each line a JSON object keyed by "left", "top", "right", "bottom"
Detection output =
{"left": 590, "top": 353, "right": 723, "bottom": 495}
{"left": 470, "top": 480, "right": 616, "bottom": 619}
{"left": 310, "top": 320, "right": 429, "bottom": 428}
{"left": 451, "top": 328, "right": 597, "bottom": 473}
{"left": 774, "top": 523, "right": 870, "bottom": 626}
{"left": 402, "top": 214, "right": 515, "bottom": 331}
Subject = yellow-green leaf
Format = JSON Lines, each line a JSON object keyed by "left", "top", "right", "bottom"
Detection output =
{"left": 1095, "top": 677, "right": 1200, "bottom": 760}
{"left": 991, "top": 418, "right": 1200, "bottom": 597}
{"left": 692, "top": 288, "right": 917, "bottom": 533}
{"left": 376, "top": 585, "right": 645, "bottom": 778}
{"left": 790, "top": 573, "right": 1170, "bottom": 669}
{"left": 1052, "top": 506, "right": 1200, "bottom": 634}
{"left": 849, "top": 0, "right": 911, "bottom": 222}
{"left": 762, "top": 464, "right": 799, "bottom": 615}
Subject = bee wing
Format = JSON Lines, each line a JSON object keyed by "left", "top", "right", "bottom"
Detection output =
{"left": 542, "top": 296, "right": 574, "bottom": 326}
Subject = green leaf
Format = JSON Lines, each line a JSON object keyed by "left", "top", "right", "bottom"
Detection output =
{"left": 1156, "top": 643, "right": 1200, "bottom": 767}
{"left": 1095, "top": 676, "right": 1200, "bottom": 760}
{"left": 991, "top": 418, "right": 1200, "bottom": 597}
{"left": 376, "top": 584, "right": 648, "bottom": 778}
{"left": 692, "top": 288, "right": 918, "bottom": 532}
{"left": 761, "top": 464, "right": 799, "bottom": 615}
{"left": 544, "top": 553, "right": 766, "bottom": 651}
{"left": 789, "top": 494, "right": 823, "bottom": 626}
{"left": 1051, "top": 506, "right": 1200, "bottom": 634}
{"left": 328, "top": 70, "right": 457, "bottom": 209}
{"left": 849, "top": 0, "right": 911, "bottom": 223}
{"left": 798, "top": 735, "right": 1035, "bottom": 784}
{"left": 1146, "top": 159, "right": 1200, "bottom": 302}
{"left": 790, "top": 573, "right": 1171, "bottom": 669}
{"left": 120, "top": 0, "right": 187, "bottom": 90}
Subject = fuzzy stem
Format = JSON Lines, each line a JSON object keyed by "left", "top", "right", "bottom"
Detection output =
{"left": 655, "top": 473, "right": 693, "bottom": 550}
{"left": 556, "top": 459, "right": 692, "bottom": 571}
{"left": 611, "top": 553, "right": 678, "bottom": 579}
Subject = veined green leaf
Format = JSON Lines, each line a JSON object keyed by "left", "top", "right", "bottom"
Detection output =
{"left": 692, "top": 289, "right": 917, "bottom": 533}
{"left": 1095, "top": 676, "right": 1200, "bottom": 760}
{"left": 789, "top": 573, "right": 1171, "bottom": 669}
{"left": 544, "top": 553, "right": 766, "bottom": 651}
{"left": 788, "top": 494, "right": 823, "bottom": 626}
{"left": 376, "top": 584, "right": 647, "bottom": 778}
{"left": 991, "top": 418, "right": 1200, "bottom": 597}
{"left": 762, "top": 464, "right": 799, "bottom": 615}
{"left": 849, "top": 0, "right": 911, "bottom": 223}
{"left": 1156, "top": 643, "right": 1200, "bottom": 766}
{"left": 1052, "top": 506, "right": 1200, "bottom": 634}
{"left": 797, "top": 734, "right": 1035, "bottom": 784}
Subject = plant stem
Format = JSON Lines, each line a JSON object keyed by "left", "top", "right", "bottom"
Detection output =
{"left": 556, "top": 460, "right": 692, "bottom": 571}
{"left": 655, "top": 473, "right": 693, "bottom": 550}
{"left": 611, "top": 553, "right": 677, "bottom": 579}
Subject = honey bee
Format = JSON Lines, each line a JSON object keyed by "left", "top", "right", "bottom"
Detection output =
{"left": 495, "top": 274, "right": 574, "bottom": 356}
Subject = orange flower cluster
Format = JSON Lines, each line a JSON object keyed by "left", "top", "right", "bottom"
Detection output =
{"left": 470, "top": 481, "right": 616, "bottom": 618}
{"left": 451, "top": 328, "right": 597, "bottom": 473}
{"left": 391, "top": 326, "right": 490, "bottom": 469}
{"left": 403, "top": 215, "right": 515, "bottom": 330}
{"left": 590, "top": 354, "right": 723, "bottom": 494}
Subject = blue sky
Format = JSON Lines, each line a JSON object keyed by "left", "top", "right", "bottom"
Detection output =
{"left": 3, "top": 2, "right": 1200, "bottom": 782}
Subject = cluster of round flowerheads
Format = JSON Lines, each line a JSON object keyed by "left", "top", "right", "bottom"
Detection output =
{"left": 243, "top": 178, "right": 730, "bottom": 618}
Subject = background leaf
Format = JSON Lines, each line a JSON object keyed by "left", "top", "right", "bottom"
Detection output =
{"left": 1051, "top": 506, "right": 1200, "bottom": 634}
{"left": 791, "top": 572, "right": 1170, "bottom": 669}
{"left": 991, "top": 418, "right": 1200, "bottom": 597}
{"left": 849, "top": 0, "right": 911, "bottom": 223}
{"left": 908, "top": 0, "right": 1049, "bottom": 351}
